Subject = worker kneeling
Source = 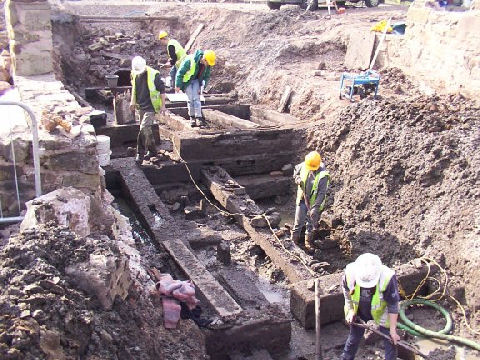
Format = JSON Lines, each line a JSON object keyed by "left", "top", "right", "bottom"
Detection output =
{"left": 291, "top": 151, "right": 329, "bottom": 254}
{"left": 341, "top": 253, "right": 401, "bottom": 360}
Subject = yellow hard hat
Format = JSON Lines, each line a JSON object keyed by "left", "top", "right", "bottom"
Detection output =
{"left": 204, "top": 50, "right": 216, "bottom": 66}
{"left": 158, "top": 31, "right": 168, "bottom": 40}
{"left": 304, "top": 151, "right": 321, "bottom": 171}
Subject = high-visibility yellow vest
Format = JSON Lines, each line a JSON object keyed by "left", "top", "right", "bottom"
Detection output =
{"left": 344, "top": 265, "right": 395, "bottom": 327}
{"left": 182, "top": 54, "right": 197, "bottom": 84}
{"left": 295, "top": 163, "right": 330, "bottom": 207}
{"left": 131, "top": 66, "right": 162, "bottom": 113}
{"left": 167, "top": 39, "right": 186, "bottom": 69}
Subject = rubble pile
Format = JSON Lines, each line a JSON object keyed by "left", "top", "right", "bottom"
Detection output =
{"left": 308, "top": 93, "right": 480, "bottom": 315}
{"left": 59, "top": 26, "right": 165, "bottom": 89}
{"left": 0, "top": 188, "right": 205, "bottom": 360}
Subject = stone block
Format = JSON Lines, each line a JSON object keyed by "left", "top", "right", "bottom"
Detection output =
{"left": 62, "top": 173, "right": 101, "bottom": 192}
{"left": 65, "top": 248, "right": 131, "bottom": 310}
{"left": 43, "top": 151, "right": 99, "bottom": 174}
{"left": 20, "top": 187, "right": 92, "bottom": 237}
{"left": 22, "top": 8, "right": 51, "bottom": 31}
{"left": 11, "top": 46, "right": 53, "bottom": 76}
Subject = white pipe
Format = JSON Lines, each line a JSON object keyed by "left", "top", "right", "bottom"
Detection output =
{"left": 0, "top": 101, "right": 42, "bottom": 197}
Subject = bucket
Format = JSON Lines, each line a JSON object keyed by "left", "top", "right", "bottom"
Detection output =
{"left": 98, "top": 151, "right": 112, "bottom": 167}
{"left": 105, "top": 74, "right": 119, "bottom": 88}
{"left": 96, "top": 135, "right": 111, "bottom": 166}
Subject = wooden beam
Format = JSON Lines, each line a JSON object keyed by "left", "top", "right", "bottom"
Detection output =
{"left": 203, "top": 109, "right": 258, "bottom": 130}
{"left": 251, "top": 107, "right": 298, "bottom": 125}
{"left": 278, "top": 86, "right": 292, "bottom": 113}
{"left": 185, "top": 24, "right": 205, "bottom": 53}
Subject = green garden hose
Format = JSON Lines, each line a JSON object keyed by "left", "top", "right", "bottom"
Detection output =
{"left": 398, "top": 298, "right": 480, "bottom": 351}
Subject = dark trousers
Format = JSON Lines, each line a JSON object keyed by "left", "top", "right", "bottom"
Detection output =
{"left": 341, "top": 324, "right": 397, "bottom": 360}
{"left": 136, "top": 110, "right": 156, "bottom": 157}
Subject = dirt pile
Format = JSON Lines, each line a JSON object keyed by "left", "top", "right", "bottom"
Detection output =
{"left": 307, "top": 90, "right": 480, "bottom": 328}
{"left": 0, "top": 195, "right": 205, "bottom": 360}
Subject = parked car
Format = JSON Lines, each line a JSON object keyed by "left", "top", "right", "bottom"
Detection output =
{"left": 266, "top": 0, "right": 380, "bottom": 10}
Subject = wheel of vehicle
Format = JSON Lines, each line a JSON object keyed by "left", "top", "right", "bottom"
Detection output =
{"left": 365, "top": 0, "right": 379, "bottom": 7}
{"left": 267, "top": 1, "right": 282, "bottom": 9}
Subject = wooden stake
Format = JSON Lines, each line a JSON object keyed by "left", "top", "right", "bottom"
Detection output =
{"left": 315, "top": 278, "right": 323, "bottom": 360}
{"left": 185, "top": 24, "right": 205, "bottom": 53}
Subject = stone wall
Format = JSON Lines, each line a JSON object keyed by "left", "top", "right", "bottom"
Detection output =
{"left": 5, "top": 0, "right": 53, "bottom": 76}
{"left": 378, "top": 1, "right": 480, "bottom": 98}
{"left": 0, "top": 74, "right": 102, "bottom": 216}
{"left": 1, "top": 0, "right": 105, "bottom": 217}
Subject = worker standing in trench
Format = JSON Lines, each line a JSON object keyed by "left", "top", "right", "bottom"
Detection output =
{"left": 157, "top": 31, "right": 186, "bottom": 90}
{"left": 130, "top": 55, "right": 166, "bottom": 164}
{"left": 290, "top": 151, "right": 330, "bottom": 254}
{"left": 175, "top": 49, "right": 216, "bottom": 128}
{"left": 341, "top": 253, "right": 401, "bottom": 360}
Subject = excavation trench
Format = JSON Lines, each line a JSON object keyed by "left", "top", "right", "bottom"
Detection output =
{"left": 46, "top": 6, "right": 471, "bottom": 359}
{"left": 97, "top": 102, "right": 431, "bottom": 359}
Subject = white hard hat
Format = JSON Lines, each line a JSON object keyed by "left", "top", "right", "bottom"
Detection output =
{"left": 131, "top": 56, "right": 146, "bottom": 75}
{"left": 354, "top": 253, "right": 382, "bottom": 288}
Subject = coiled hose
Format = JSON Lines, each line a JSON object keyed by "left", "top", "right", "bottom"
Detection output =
{"left": 398, "top": 298, "right": 480, "bottom": 351}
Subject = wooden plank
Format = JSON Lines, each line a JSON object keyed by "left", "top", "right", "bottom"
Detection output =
{"left": 185, "top": 24, "right": 205, "bottom": 53}
{"left": 278, "top": 86, "right": 292, "bottom": 113}
{"left": 250, "top": 107, "right": 298, "bottom": 125}
{"left": 203, "top": 109, "right": 258, "bottom": 130}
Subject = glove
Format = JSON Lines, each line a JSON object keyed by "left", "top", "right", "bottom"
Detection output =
{"left": 345, "top": 310, "right": 355, "bottom": 324}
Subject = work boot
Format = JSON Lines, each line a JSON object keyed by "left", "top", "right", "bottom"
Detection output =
{"left": 304, "top": 233, "right": 315, "bottom": 255}
{"left": 291, "top": 233, "right": 301, "bottom": 246}
{"left": 144, "top": 151, "right": 154, "bottom": 159}
{"left": 135, "top": 154, "right": 142, "bottom": 164}
{"left": 189, "top": 117, "right": 197, "bottom": 127}
{"left": 195, "top": 117, "right": 205, "bottom": 128}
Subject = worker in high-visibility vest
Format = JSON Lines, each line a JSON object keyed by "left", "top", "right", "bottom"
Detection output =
{"left": 130, "top": 56, "right": 166, "bottom": 164}
{"left": 158, "top": 31, "right": 186, "bottom": 90}
{"left": 291, "top": 151, "right": 329, "bottom": 254}
{"left": 341, "top": 253, "right": 401, "bottom": 360}
{"left": 176, "top": 49, "right": 215, "bottom": 128}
